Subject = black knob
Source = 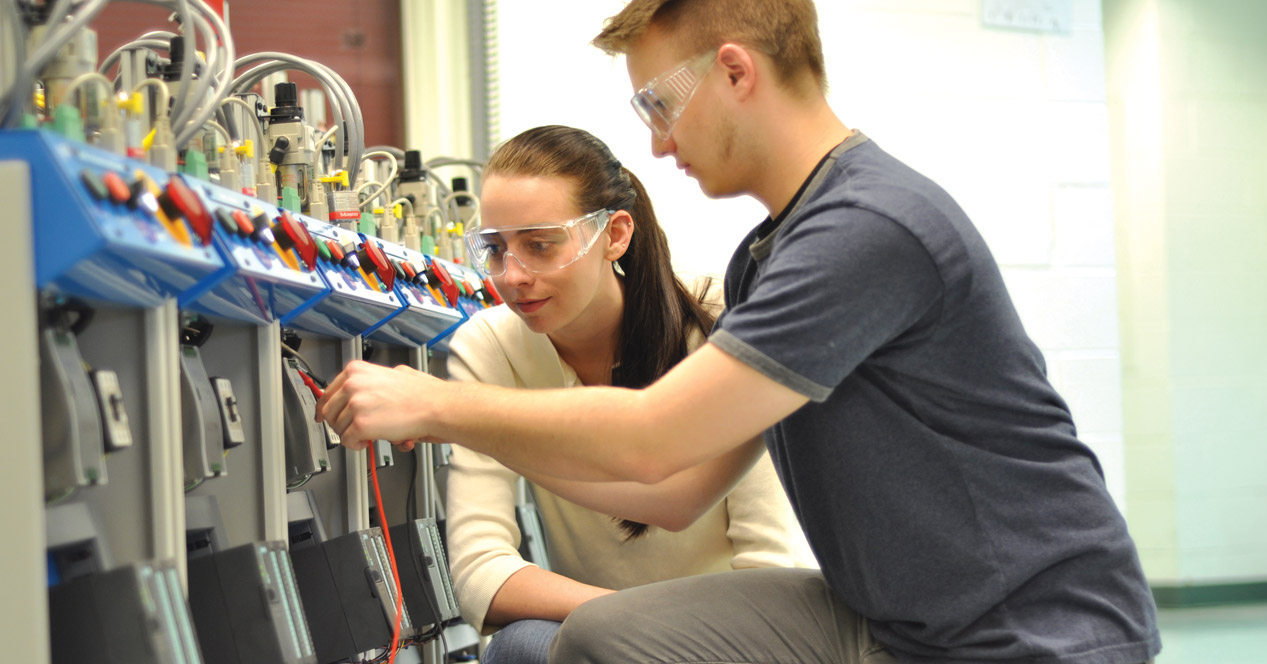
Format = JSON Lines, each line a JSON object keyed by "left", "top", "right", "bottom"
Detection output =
{"left": 274, "top": 82, "right": 298, "bottom": 107}
{"left": 404, "top": 150, "right": 422, "bottom": 171}
{"left": 269, "top": 136, "right": 290, "bottom": 165}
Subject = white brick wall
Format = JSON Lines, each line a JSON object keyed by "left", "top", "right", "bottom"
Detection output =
{"left": 1108, "top": 0, "right": 1267, "bottom": 584}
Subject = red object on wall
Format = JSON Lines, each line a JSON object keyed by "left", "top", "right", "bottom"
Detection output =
{"left": 91, "top": 0, "right": 404, "bottom": 149}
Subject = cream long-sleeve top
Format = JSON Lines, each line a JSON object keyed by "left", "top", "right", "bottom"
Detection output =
{"left": 444, "top": 283, "right": 809, "bottom": 634}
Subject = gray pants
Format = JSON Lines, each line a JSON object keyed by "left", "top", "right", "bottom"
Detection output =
{"left": 548, "top": 568, "right": 896, "bottom": 664}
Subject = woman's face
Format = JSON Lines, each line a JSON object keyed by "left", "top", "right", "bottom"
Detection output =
{"left": 478, "top": 174, "right": 623, "bottom": 336}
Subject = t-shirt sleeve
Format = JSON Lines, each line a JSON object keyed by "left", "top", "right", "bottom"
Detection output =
{"left": 710, "top": 206, "right": 943, "bottom": 402}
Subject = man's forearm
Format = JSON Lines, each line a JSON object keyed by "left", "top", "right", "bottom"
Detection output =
{"left": 319, "top": 346, "right": 807, "bottom": 486}
{"left": 429, "top": 380, "right": 702, "bottom": 484}
{"left": 507, "top": 437, "right": 767, "bottom": 531}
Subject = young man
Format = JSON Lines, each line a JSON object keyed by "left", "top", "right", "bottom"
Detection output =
{"left": 316, "top": 1, "right": 1161, "bottom": 662}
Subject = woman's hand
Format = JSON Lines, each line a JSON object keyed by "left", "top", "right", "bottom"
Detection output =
{"left": 315, "top": 360, "right": 442, "bottom": 450}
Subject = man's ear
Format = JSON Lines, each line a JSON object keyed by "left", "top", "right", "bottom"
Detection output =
{"left": 604, "top": 210, "right": 635, "bottom": 261}
{"left": 716, "top": 43, "right": 758, "bottom": 100}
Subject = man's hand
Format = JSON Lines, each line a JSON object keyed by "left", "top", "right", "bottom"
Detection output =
{"left": 315, "top": 360, "right": 441, "bottom": 450}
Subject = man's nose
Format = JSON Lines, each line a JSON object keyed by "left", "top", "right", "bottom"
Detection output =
{"left": 651, "top": 131, "right": 675, "bottom": 159}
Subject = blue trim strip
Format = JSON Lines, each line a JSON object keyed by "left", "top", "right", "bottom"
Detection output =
{"left": 176, "top": 235, "right": 237, "bottom": 309}
{"left": 279, "top": 289, "right": 328, "bottom": 327}
{"left": 361, "top": 294, "right": 408, "bottom": 337}
{"left": 426, "top": 301, "right": 470, "bottom": 349}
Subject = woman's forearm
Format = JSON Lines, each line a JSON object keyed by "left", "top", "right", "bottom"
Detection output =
{"left": 484, "top": 566, "right": 615, "bottom": 627}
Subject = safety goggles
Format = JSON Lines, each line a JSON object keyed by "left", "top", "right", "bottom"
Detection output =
{"left": 465, "top": 209, "right": 612, "bottom": 277}
{"left": 630, "top": 50, "right": 717, "bottom": 141}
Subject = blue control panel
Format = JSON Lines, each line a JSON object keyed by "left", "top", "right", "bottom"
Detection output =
{"left": 180, "top": 180, "right": 327, "bottom": 326}
{"left": 0, "top": 130, "right": 224, "bottom": 308}
{"left": 7, "top": 128, "right": 475, "bottom": 348}
{"left": 366, "top": 245, "right": 465, "bottom": 348}
{"left": 280, "top": 222, "right": 405, "bottom": 339}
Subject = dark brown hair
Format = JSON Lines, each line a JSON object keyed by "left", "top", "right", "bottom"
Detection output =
{"left": 592, "top": 0, "right": 827, "bottom": 95}
{"left": 485, "top": 125, "right": 716, "bottom": 538}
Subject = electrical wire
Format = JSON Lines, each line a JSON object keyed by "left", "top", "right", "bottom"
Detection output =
{"left": 116, "top": 0, "right": 234, "bottom": 148}
{"left": 317, "top": 124, "right": 339, "bottom": 151}
{"left": 219, "top": 95, "right": 264, "bottom": 151}
{"left": 134, "top": 78, "right": 172, "bottom": 124}
{"left": 369, "top": 450, "right": 404, "bottom": 664}
{"left": 62, "top": 71, "right": 114, "bottom": 107}
{"left": 365, "top": 145, "right": 405, "bottom": 160}
{"left": 231, "top": 54, "right": 363, "bottom": 180}
{"left": 135, "top": 28, "right": 181, "bottom": 41}
{"left": 294, "top": 374, "right": 404, "bottom": 662}
{"left": 357, "top": 150, "right": 399, "bottom": 210}
{"left": 45, "top": 487, "right": 78, "bottom": 505}
{"left": 233, "top": 59, "right": 350, "bottom": 175}
{"left": 390, "top": 197, "right": 414, "bottom": 218}
{"left": 440, "top": 190, "right": 481, "bottom": 231}
{"left": 97, "top": 28, "right": 181, "bottom": 79}
{"left": 423, "top": 169, "right": 454, "bottom": 220}
{"left": 165, "top": 0, "right": 196, "bottom": 125}
{"left": 424, "top": 208, "right": 446, "bottom": 239}
{"left": 204, "top": 119, "right": 231, "bottom": 149}
{"left": 281, "top": 341, "right": 323, "bottom": 386}
{"left": 98, "top": 39, "right": 168, "bottom": 77}
{"left": 172, "top": 0, "right": 234, "bottom": 148}
{"left": 39, "top": 0, "right": 77, "bottom": 45}
{"left": 315, "top": 124, "right": 341, "bottom": 180}
{"left": 230, "top": 56, "right": 352, "bottom": 172}
{"left": 0, "top": 0, "right": 27, "bottom": 102}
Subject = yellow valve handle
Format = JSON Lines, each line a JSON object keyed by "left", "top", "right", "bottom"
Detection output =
{"left": 134, "top": 170, "right": 192, "bottom": 248}
{"left": 319, "top": 170, "right": 350, "bottom": 188}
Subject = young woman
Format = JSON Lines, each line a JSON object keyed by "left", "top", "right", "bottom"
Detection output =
{"left": 444, "top": 125, "right": 806, "bottom": 664}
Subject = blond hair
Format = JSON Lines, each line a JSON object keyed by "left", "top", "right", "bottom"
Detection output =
{"left": 592, "top": 0, "right": 827, "bottom": 94}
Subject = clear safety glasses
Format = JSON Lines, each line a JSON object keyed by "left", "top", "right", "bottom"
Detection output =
{"left": 464, "top": 209, "right": 613, "bottom": 277}
{"left": 630, "top": 50, "right": 717, "bottom": 141}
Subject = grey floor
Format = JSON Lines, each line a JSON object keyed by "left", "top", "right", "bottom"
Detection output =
{"left": 1155, "top": 603, "right": 1267, "bottom": 664}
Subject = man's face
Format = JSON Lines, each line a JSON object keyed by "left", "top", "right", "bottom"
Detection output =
{"left": 626, "top": 31, "right": 744, "bottom": 199}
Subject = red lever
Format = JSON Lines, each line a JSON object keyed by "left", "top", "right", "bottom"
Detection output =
{"left": 483, "top": 277, "right": 503, "bottom": 305}
{"left": 429, "top": 258, "right": 458, "bottom": 306}
{"left": 159, "top": 175, "right": 214, "bottom": 245}
{"left": 357, "top": 241, "right": 395, "bottom": 290}
{"left": 275, "top": 211, "right": 318, "bottom": 270}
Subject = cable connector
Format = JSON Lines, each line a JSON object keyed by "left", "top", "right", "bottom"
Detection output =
{"left": 401, "top": 214, "right": 421, "bottom": 252}
{"left": 218, "top": 142, "right": 241, "bottom": 193}
{"left": 378, "top": 207, "right": 399, "bottom": 244}
{"left": 150, "top": 115, "right": 177, "bottom": 173}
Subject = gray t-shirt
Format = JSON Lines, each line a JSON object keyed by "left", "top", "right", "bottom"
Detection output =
{"left": 711, "top": 132, "right": 1160, "bottom": 664}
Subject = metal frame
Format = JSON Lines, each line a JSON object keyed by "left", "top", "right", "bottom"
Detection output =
{"left": 0, "top": 161, "right": 51, "bottom": 662}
